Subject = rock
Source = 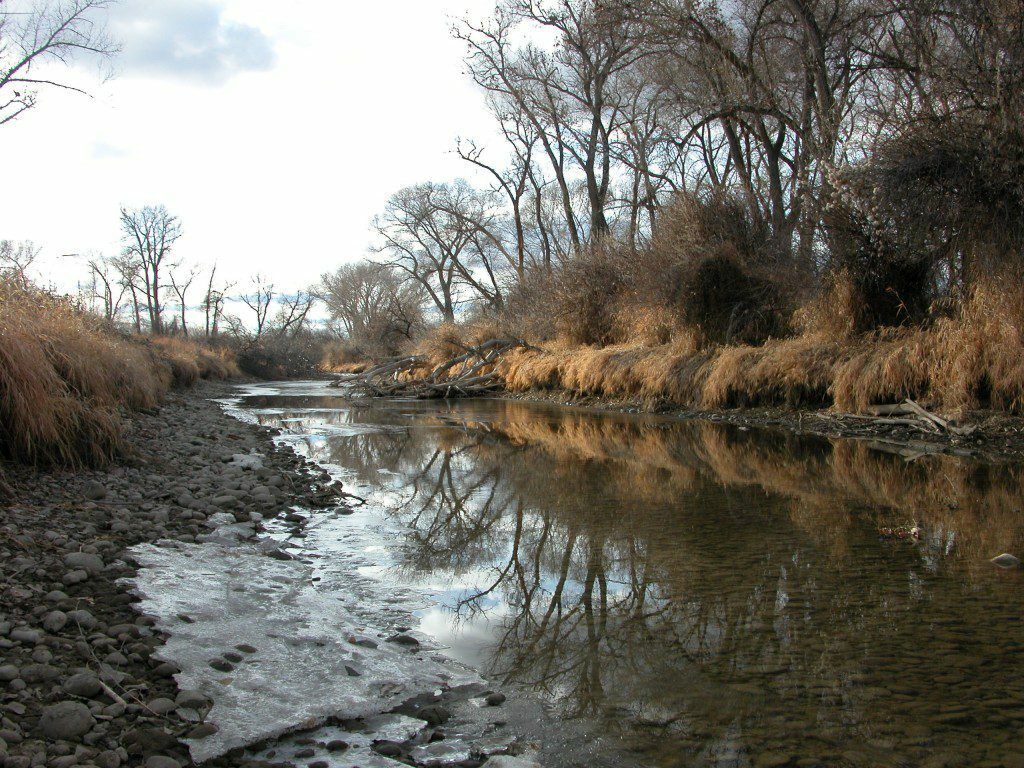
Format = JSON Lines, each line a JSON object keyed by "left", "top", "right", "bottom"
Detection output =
{"left": 418, "top": 705, "right": 450, "bottom": 726}
{"left": 372, "top": 741, "right": 404, "bottom": 758}
{"left": 64, "top": 552, "right": 104, "bottom": 574}
{"left": 144, "top": 757, "right": 180, "bottom": 768}
{"left": 186, "top": 723, "right": 218, "bottom": 739}
{"left": 9, "top": 628, "right": 41, "bottom": 644}
{"left": 146, "top": 698, "right": 177, "bottom": 715}
{"left": 208, "top": 658, "right": 233, "bottom": 672}
{"left": 293, "top": 748, "right": 315, "bottom": 759}
{"left": 20, "top": 663, "right": 59, "bottom": 683}
{"left": 326, "top": 740, "right": 349, "bottom": 752}
{"left": 84, "top": 482, "right": 108, "bottom": 501}
{"left": 63, "top": 673, "right": 103, "bottom": 699}
{"left": 174, "top": 691, "right": 210, "bottom": 710}
{"left": 39, "top": 701, "right": 95, "bottom": 741}
{"left": 485, "top": 757, "right": 542, "bottom": 768}
{"left": 485, "top": 692, "right": 507, "bottom": 706}
{"left": 95, "top": 750, "right": 121, "bottom": 768}
{"left": 0, "top": 666, "right": 19, "bottom": 682}
{"left": 387, "top": 633, "right": 420, "bottom": 647}
{"left": 67, "top": 610, "right": 97, "bottom": 630}
{"left": 991, "top": 553, "right": 1021, "bottom": 568}
{"left": 43, "top": 611, "right": 68, "bottom": 632}
{"left": 63, "top": 570, "right": 89, "bottom": 585}
{"left": 235, "top": 644, "right": 257, "bottom": 654}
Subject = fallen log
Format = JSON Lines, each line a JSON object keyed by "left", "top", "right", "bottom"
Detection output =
{"left": 858, "top": 398, "right": 977, "bottom": 437}
{"left": 336, "top": 338, "right": 532, "bottom": 399}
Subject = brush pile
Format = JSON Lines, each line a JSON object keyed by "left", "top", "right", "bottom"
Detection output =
{"left": 334, "top": 338, "right": 533, "bottom": 398}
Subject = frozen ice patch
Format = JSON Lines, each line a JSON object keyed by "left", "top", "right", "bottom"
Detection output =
{"left": 129, "top": 539, "right": 480, "bottom": 762}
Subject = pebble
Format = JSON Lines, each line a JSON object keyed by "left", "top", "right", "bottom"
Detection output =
{"left": 39, "top": 701, "right": 95, "bottom": 740}
{"left": 63, "top": 672, "right": 103, "bottom": 698}
{"left": 144, "top": 756, "right": 181, "bottom": 768}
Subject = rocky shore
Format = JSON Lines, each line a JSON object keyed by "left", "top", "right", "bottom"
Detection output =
{"left": 0, "top": 383, "right": 350, "bottom": 768}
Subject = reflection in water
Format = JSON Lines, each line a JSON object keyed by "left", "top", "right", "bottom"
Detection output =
{"left": 240, "top": 391, "right": 1024, "bottom": 768}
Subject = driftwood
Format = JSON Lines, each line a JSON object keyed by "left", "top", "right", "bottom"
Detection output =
{"left": 334, "top": 338, "right": 533, "bottom": 399}
{"left": 844, "top": 398, "right": 979, "bottom": 437}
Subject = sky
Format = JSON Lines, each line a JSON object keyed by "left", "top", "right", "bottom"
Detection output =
{"left": 1, "top": 0, "right": 502, "bottom": 297}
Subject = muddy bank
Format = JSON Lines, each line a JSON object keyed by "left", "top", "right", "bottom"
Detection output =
{"left": 499, "top": 388, "right": 1024, "bottom": 462}
{"left": 0, "top": 383, "right": 539, "bottom": 768}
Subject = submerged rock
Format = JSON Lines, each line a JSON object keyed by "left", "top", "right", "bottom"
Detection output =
{"left": 990, "top": 553, "right": 1021, "bottom": 568}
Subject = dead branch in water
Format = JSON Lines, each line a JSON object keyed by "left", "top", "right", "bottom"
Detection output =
{"left": 331, "top": 338, "right": 534, "bottom": 399}
{"left": 841, "top": 398, "right": 979, "bottom": 437}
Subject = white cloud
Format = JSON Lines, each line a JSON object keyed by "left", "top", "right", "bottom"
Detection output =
{"left": 1, "top": 0, "right": 503, "bottom": 298}
{"left": 110, "top": 0, "right": 275, "bottom": 84}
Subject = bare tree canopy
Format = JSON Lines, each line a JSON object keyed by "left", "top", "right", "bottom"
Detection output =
{"left": 119, "top": 204, "right": 183, "bottom": 334}
{"left": 0, "top": 0, "right": 118, "bottom": 127}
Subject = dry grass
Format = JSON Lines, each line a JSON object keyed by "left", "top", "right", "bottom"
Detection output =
{"left": 0, "top": 281, "right": 240, "bottom": 467}
{"left": 492, "top": 273, "right": 1024, "bottom": 416}
{"left": 150, "top": 336, "right": 241, "bottom": 385}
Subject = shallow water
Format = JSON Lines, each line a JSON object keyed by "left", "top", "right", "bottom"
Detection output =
{"left": 230, "top": 381, "right": 1024, "bottom": 768}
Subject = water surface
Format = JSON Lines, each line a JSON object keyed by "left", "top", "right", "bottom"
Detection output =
{"left": 232, "top": 381, "right": 1024, "bottom": 768}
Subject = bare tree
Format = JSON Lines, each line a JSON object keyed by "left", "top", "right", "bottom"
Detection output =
{"left": 84, "top": 253, "right": 125, "bottom": 321}
{"left": 0, "top": 239, "right": 40, "bottom": 287}
{"left": 119, "top": 205, "right": 183, "bottom": 334}
{"left": 273, "top": 290, "right": 316, "bottom": 338}
{"left": 0, "top": 0, "right": 118, "bottom": 127}
{"left": 169, "top": 265, "right": 198, "bottom": 337}
{"left": 319, "top": 260, "right": 426, "bottom": 352}
{"left": 240, "top": 274, "right": 275, "bottom": 338}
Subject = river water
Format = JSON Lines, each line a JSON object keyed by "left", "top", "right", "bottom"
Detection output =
{"left": 224, "top": 380, "right": 1024, "bottom": 768}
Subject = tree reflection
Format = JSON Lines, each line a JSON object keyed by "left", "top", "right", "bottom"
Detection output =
{"left": 257, "top": 397, "right": 1024, "bottom": 766}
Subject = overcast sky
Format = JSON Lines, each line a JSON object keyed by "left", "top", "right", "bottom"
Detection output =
{"left": 2, "top": 0, "right": 501, "bottom": 295}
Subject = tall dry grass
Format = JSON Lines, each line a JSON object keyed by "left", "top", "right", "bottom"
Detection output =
{"left": 0, "top": 281, "right": 240, "bottom": 467}
{"left": 494, "top": 273, "right": 1024, "bottom": 416}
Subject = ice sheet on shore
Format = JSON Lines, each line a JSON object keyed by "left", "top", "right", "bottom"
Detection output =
{"left": 129, "top": 538, "right": 480, "bottom": 763}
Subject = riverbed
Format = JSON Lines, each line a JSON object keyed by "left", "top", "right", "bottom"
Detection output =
{"left": 210, "top": 380, "right": 1024, "bottom": 767}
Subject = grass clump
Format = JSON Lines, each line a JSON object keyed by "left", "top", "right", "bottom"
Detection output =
{"left": 0, "top": 279, "right": 240, "bottom": 468}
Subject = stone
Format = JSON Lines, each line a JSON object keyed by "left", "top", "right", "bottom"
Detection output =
{"left": 63, "top": 673, "right": 103, "bottom": 699}
{"left": 39, "top": 701, "right": 95, "bottom": 741}
{"left": 84, "top": 482, "right": 108, "bottom": 501}
{"left": 43, "top": 611, "right": 68, "bottom": 633}
{"left": 173, "top": 690, "right": 210, "bottom": 710}
{"left": 67, "top": 611, "right": 97, "bottom": 630}
{"left": 186, "top": 723, "right": 218, "bottom": 739}
{"left": 9, "top": 628, "right": 41, "bottom": 644}
{"left": 418, "top": 705, "right": 450, "bottom": 726}
{"left": 0, "top": 666, "right": 19, "bottom": 682}
{"left": 63, "top": 570, "right": 89, "bottom": 585}
{"left": 387, "top": 633, "right": 420, "bottom": 647}
{"left": 485, "top": 692, "right": 507, "bottom": 706}
{"left": 146, "top": 698, "right": 177, "bottom": 715}
{"left": 64, "top": 552, "right": 104, "bottom": 575}
{"left": 991, "top": 553, "right": 1021, "bottom": 568}
{"left": 95, "top": 750, "right": 121, "bottom": 768}
{"left": 20, "top": 663, "right": 59, "bottom": 683}
{"left": 144, "top": 757, "right": 180, "bottom": 768}
{"left": 326, "top": 740, "right": 349, "bottom": 752}
{"left": 485, "top": 758, "right": 543, "bottom": 768}
{"left": 372, "top": 741, "right": 403, "bottom": 758}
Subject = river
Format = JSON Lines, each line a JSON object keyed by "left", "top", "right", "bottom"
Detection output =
{"left": 217, "top": 380, "right": 1024, "bottom": 768}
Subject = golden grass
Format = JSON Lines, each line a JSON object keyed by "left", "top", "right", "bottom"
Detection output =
{"left": 492, "top": 275, "right": 1024, "bottom": 416}
{"left": 0, "top": 281, "right": 240, "bottom": 467}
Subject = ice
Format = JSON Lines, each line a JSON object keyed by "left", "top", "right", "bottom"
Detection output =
{"left": 128, "top": 537, "right": 480, "bottom": 763}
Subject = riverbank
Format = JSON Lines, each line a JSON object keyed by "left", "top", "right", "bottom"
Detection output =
{"left": 501, "top": 388, "right": 1024, "bottom": 463}
{"left": 0, "top": 382, "right": 350, "bottom": 768}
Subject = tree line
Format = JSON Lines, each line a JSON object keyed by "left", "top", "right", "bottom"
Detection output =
{"left": 326, "top": 0, "right": 1024, "bottom": 356}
